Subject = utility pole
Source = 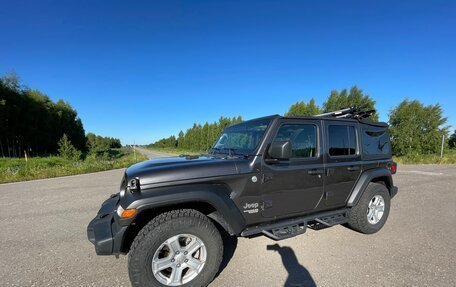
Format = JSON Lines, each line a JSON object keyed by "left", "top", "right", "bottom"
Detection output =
{"left": 440, "top": 135, "right": 445, "bottom": 158}
{"left": 133, "top": 140, "right": 136, "bottom": 161}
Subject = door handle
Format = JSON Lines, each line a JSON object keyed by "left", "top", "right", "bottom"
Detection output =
{"left": 308, "top": 169, "right": 324, "bottom": 175}
{"left": 347, "top": 166, "right": 360, "bottom": 171}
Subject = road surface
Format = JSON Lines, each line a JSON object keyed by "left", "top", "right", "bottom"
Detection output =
{"left": 0, "top": 162, "right": 455, "bottom": 286}
{"left": 133, "top": 147, "right": 176, "bottom": 159}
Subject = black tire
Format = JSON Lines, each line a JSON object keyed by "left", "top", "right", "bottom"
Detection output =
{"left": 128, "top": 209, "right": 223, "bottom": 287}
{"left": 347, "top": 182, "right": 391, "bottom": 234}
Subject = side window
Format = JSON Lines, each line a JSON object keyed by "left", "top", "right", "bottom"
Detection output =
{"left": 328, "top": 125, "right": 357, "bottom": 156}
{"left": 362, "top": 127, "right": 390, "bottom": 157}
{"left": 274, "top": 124, "right": 317, "bottom": 158}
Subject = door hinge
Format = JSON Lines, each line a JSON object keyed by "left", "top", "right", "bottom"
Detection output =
{"left": 324, "top": 191, "right": 334, "bottom": 199}
{"left": 262, "top": 173, "right": 273, "bottom": 183}
{"left": 326, "top": 168, "right": 335, "bottom": 176}
{"left": 262, "top": 200, "right": 273, "bottom": 209}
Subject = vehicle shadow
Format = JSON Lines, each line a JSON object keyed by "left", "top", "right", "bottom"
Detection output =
{"left": 267, "top": 244, "right": 317, "bottom": 287}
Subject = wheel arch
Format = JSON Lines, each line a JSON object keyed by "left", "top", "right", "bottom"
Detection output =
{"left": 347, "top": 168, "right": 393, "bottom": 207}
{"left": 120, "top": 185, "right": 245, "bottom": 253}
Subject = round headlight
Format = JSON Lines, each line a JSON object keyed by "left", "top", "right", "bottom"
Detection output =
{"left": 116, "top": 204, "right": 125, "bottom": 217}
{"left": 119, "top": 174, "right": 127, "bottom": 197}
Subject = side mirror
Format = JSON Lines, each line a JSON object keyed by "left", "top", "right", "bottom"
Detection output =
{"left": 267, "top": 140, "right": 292, "bottom": 162}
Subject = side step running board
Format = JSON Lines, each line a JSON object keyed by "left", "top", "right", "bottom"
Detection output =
{"left": 241, "top": 209, "right": 350, "bottom": 241}
{"left": 309, "top": 211, "right": 350, "bottom": 230}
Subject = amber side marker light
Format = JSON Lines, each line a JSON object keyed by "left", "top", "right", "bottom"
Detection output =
{"left": 120, "top": 209, "right": 137, "bottom": 218}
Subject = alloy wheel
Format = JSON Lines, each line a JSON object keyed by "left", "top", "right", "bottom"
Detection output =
{"left": 152, "top": 234, "right": 207, "bottom": 286}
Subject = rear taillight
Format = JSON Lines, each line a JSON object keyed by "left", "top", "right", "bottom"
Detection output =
{"left": 389, "top": 162, "right": 397, "bottom": 174}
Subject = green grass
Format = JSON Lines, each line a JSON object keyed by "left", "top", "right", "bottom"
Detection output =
{"left": 145, "top": 146, "right": 201, "bottom": 156}
{"left": 394, "top": 149, "right": 456, "bottom": 164}
{"left": 0, "top": 147, "right": 148, "bottom": 184}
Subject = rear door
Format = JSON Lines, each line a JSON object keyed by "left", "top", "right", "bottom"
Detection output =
{"left": 323, "top": 121, "right": 362, "bottom": 207}
{"left": 260, "top": 119, "right": 325, "bottom": 218}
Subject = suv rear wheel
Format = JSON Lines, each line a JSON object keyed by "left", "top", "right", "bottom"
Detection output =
{"left": 128, "top": 209, "right": 223, "bottom": 287}
{"left": 347, "top": 182, "right": 391, "bottom": 234}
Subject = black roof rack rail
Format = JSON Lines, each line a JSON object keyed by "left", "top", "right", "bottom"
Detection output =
{"left": 315, "top": 106, "right": 375, "bottom": 120}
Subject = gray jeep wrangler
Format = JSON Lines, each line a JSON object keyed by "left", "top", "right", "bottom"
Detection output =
{"left": 88, "top": 107, "right": 398, "bottom": 287}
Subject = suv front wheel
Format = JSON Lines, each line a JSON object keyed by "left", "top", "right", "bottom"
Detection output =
{"left": 347, "top": 182, "right": 391, "bottom": 234}
{"left": 128, "top": 209, "right": 223, "bottom": 287}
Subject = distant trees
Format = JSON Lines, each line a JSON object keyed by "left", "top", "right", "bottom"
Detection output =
{"left": 152, "top": 135, "right": 178, "bottom": 150}
{"left": 389, "top": 100, "right": 448, "bottom": 156}
{"left": 86, "top": 133, "right": 121, "bottom": 150}
{"left": 150, "top": 87, "right": 450, "bottom": 158}
{"left": 285, "top": 96, "right": 450, "bottom": 156}
{"left": 0, "top": 73, "right": 86, "bottom": 157}
{"left": 284, "top": 86, "right": 378, "bottom": 121}
{"left": 0, "top": 73, "right": 123, "bottom": 158}
{"left": 323, "top": 86, "right": 378, "bottom": 121}
{"left": 285, "top": 98, "right": 321, "bottom": 117}
{"left": 86, "top": 133, "right": 122, "bottom": 158}
{"left": 149, "top": 116, "right": 242, "bottom": 151}
{"left": 449, "top": 130, "right": 456, "bottom": 149}
{"left": 5, "top": 72, "right": 448, "bottom": 159}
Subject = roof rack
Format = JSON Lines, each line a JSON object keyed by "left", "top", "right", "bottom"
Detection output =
{"left": 315, "top": 106, "right": 375, "bottom": 120}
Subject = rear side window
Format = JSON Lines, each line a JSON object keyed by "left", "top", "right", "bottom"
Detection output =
{"left": 274, "top": 124, "right": 317, "bottom": 158}
{"left": 362, "top": 127, "right": 390, "bottom": 158}
{"left": 328, "top": 125, "right": 357, "bottom": 156}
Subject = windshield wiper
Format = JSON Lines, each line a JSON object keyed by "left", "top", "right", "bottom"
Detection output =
{"left": 222, "top": 148, "right": 250, "bottom": 158}
{"left": 210, "top": 147, "right": 221, "bottom": 155}
{"left": 211, "top": 147, "right": 249, "bottom": 158}
{"left": 210, "top": 147, "right": 233, "bottom": 156}
{"left": 213, "top": 147, "right": 234, "bottom": 156}
{"left": 225, "top": 148, "right": 234, "bottom": 157}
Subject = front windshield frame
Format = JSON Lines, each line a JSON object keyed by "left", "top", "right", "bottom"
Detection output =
{"left": 211, "top": 119, "right": 272, "bottom": 156}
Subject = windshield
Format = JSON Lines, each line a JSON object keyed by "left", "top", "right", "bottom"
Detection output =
{"left": 211, "top": 119, "right": 271, "bottom": 155}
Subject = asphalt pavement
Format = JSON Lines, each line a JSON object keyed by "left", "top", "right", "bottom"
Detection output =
{"left": 0, "top": 159, "right": 455, "bottom": 287}
{"left": 133, "top": 147, "right": 176, "bottom": 159}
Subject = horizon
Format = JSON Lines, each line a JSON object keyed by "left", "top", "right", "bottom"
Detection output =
{"left": 1, "top": 0, "right": 455, "bottom": 145}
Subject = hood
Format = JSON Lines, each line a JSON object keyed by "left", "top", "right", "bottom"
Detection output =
{"left": 125, "top": 155, "right": 240, "bottom": 187}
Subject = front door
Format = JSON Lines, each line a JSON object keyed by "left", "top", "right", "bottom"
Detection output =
{"left": 261, "top": 120, "right": 325, "bottom": 218}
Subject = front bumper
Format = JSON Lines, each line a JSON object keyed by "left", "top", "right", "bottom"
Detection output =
{"left": 87, "top": 194, "right": 128, "bottom": 255}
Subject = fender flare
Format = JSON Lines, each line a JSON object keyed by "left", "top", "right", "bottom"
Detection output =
{"left": 347, "top": 168, "right": 393, "bottom": 207}
{"left": 126, "top": 184, "right": 246, "bottom": 235}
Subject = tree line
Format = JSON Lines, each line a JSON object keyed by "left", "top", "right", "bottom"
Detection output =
{"left": 151, "top": 86, "right": 454, "bottom": 156}
{"left": 148, "top": 116, "right": 243, "bottom": 152}
{"left": 0, "top": 73, "right": 122, "bottom": 158}
{"left": 1, "top": 72, "right": 452, "bottom": 158}
{"left": 285, "top": 86, "right": 379, "bottom": 121}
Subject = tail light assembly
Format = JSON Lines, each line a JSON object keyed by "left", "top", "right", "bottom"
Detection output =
{"left": 389, "top": 162, "right": 397, "bottom": 174}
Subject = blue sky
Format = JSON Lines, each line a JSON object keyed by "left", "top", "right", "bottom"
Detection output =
{"left": 1, "top": 0, "right": 455, "bottom": 144}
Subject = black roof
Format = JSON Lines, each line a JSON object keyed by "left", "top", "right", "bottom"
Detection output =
{"left": 239, "top": 114, "right": 388, "bottom": 128}
{"left": 282, "top": 115, "right": 388, "bottom": 127}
